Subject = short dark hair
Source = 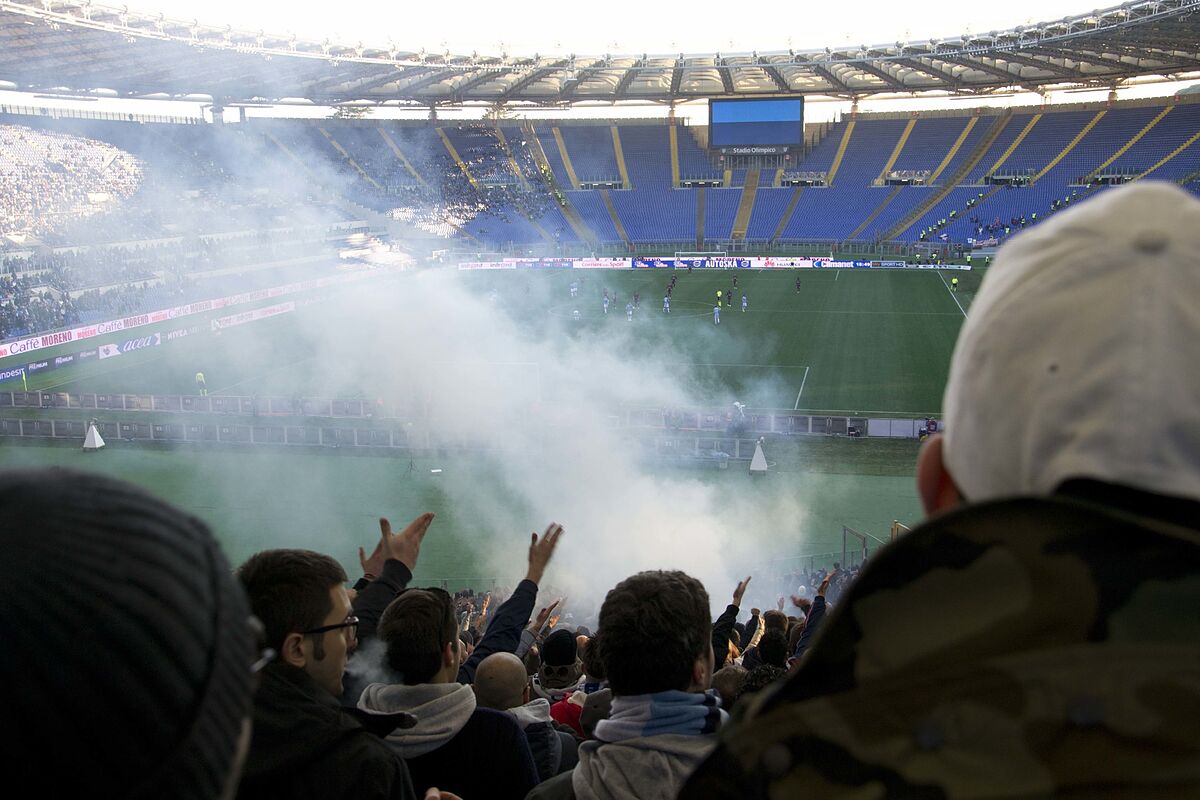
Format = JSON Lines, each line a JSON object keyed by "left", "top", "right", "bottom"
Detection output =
{"left": 595, "top": 570, "right": 710, "bottom": 695}
{"left": 762, "top": 610, "right": 788, "bottom": 633}
{"left": 758, "top": 630, "right": 788, "bottom": 668}
{"left": 378, "top": 588, "right": 457, "bottom": 685}
{"left": 237, "top": 549, "right": 347, "bottom": 652}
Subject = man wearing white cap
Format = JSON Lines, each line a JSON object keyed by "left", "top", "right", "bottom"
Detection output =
{"left": 680, "top": 182, "right": 1200, "bottom": 799}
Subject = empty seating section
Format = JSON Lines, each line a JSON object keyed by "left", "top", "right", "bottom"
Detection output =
{"left": 1110, "top": 103, "right": 1200, "bottom": 180}
{"left": 619, "top": 126, "right": 673, "bottom": 187}
{"left": 533, "top": 126, "right": 574, "bottom": 187}
{"left": 891, "top": 118, "right": 971, "bottom": 175}
{"left": 861, "top": 186, "right": 935, "bottom": 240}
{"left": 3, "top": 103, "right": 1196, "bottom": 252}
{"left": 965, "top": 114, "right": 1035, "bottom": 182}
{"left": 558, "top": 126, "right": 620, "bottom": 183}
{"left": 610, "top": 189, "right": 694, "bottom": 242}
{"left": 704, "top": 189, "right": 740, "bottom": 241}
{"left": 566, "top": 191, "right": 620, "bottom": 241}
{"left": 675, "top": 126, "right": 721, "bottom": 180}
{"left": 745, "top": 188, "right": 793, "bottom": 241}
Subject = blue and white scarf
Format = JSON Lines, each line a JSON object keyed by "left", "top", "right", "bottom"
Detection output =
{"left": 593, "top": 689, "right": 727, "bottom": 743}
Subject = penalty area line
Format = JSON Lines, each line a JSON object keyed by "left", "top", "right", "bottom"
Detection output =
{"left": 793, "top": 366, "right": 811, "bottom": 410}
{"left": 937, "top": 271, "right": 967, "bottom": 317}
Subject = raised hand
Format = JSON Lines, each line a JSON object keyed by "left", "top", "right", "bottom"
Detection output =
{"left": 732, "top": 576, "right": 752, "bottom": 607}
{"left": 529, "top": 598, "right": 561, "bottom": 632}
{"left": 358, "top": 538, "right": 385, "bottom": 579}
{"left": 817, "top": 569, "right": 838, "bottom": 598}
{"left": 378, "top": 512, "right": 435, "bottom": 572}
{"left": 526, "top": 522, "right": 565, "bottom": 585}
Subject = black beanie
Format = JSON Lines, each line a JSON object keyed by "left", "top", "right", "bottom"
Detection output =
{"left": 0, "top": 468, "right": 256, "bottom": 799}
{"left": 542, "top": 628, "right": 578, "bottom": 667}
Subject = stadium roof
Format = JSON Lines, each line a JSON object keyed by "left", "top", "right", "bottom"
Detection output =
{"left": 0, "top": 0, "right": 1197, "bottom": 106}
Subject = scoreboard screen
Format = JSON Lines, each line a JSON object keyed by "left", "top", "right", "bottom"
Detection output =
{"left": 709, "top": 98, "right": 805, "bottom": 148}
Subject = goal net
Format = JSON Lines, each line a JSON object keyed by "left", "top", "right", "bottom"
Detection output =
{"left": 673, "top": 250, "right": 729, "bottom": 268}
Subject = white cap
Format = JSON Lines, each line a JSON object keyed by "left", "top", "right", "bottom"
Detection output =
{"left": 943, "top": 181, "right": 1200, "bottom": 503}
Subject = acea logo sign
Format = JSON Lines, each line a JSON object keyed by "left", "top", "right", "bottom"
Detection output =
{"left": 99, "top": 333, "right": 162, "bottom": 360}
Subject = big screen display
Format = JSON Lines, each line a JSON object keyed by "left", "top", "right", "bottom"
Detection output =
{"left": 709, "top": 98, "right": 805, "bottom": 147}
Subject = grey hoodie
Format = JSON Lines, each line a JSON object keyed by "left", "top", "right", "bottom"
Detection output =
{"left": 357, "top": 682, "right": 476, "bottom": 759}
{"left": 571, "top": 733, "right": 716, "bottom": 800}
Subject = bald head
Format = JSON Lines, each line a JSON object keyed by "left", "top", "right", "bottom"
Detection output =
{"left": 472, "top": 652, "right": 530, "bottom": 710}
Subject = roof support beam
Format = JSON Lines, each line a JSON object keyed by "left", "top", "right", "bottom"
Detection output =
{"left": 1032, "top": 46, "right": 1134, "bottom": 72}
{"left": 718, "top": 60, "right": 734, "bottom": 94}
{"left": 806, "top": 61, "right": 853, "bottom": 94}
{"left": 761, "top": 61, "right": 792, "bottom": 92}
{"left": 993, "top": 51, "right": 1080, "bottom": 79}
{"left": 394, "top": 67, "right": 466, "bottom": 96}
{"left": 670, "top": 61, "right": 684, "bottom": 94}
{"left": 614, "top": 61, "right": 642, "bottom": 99}
{"left": 336, "top": 67, "right": 429, "bottom": 97}
{"left": 851, "top": 59, "right": 906, "bottom": 91}
{"left": 453, "top": 68, "right": 514, "bottom": 99}
{"left": 501, "top": 60, "right": 567, "bottom": 100}
{"left": 892, "top": 56, "right": 956, "bottom": 86}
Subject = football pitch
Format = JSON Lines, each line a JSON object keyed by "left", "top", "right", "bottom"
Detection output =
{"left": 18, "top": 266, "right": 977, "bottom": 415}
{"left": 0, "top": 266, "right": 980, "bottom": 592}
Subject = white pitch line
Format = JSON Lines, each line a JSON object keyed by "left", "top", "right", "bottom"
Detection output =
{"left": 835, "top": 270, "right": 840, "bottom": 281}
{"left": 794, "top": 366, "right": 810, "bottom": 410}
{"left": 937, "top": 271, "right": 968, "bottom": 317}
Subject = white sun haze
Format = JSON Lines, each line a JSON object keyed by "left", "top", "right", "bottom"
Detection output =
{"left": 132, "top": 1, "right": 1097, "bottom": 56}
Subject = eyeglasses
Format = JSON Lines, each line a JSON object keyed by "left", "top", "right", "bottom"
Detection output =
{"left": 300, "top": 615, "right": 360, "bottom": 640}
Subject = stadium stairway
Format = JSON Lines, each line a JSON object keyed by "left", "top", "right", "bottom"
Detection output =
{"left": 927, "top": 117, "right": 978, "bottom": 184}
{"left": 985, "top": 113, "right": 1042, "bottom": 177}
{"left": 319, "top": 128, "right": 385, "bottom": 191}
{"left": 770, "top": 187, "right": 803, "bottom": 244}
{"left": 880, "top": 111, "right": 1011, "bottom": 241}
{"left": 722, "top": 167, "right": 732, "bottom": 188}
{"left": 492, "top": 126, "right": 531, "bottom": 190}
{"left": 668, "top": 125, "right": 681, "bottom": 187}
{"left": 696, "top": 187, "right": 706, "bottom": 248}
{"left": 522, "top": 124, "right": 598, "bottom": 245}
{"left": 875, "top": 118, "right": 917, "bottom": 185}
{"left": 611, "top": 126, "right": 633, "bottom": 189}
{"left": 377, "top": 129, "right": 430, "bottom": 188}
{"left": 848, "top": 186, "right": 902, "bottom": 239}
{"left": 731, "top": 169, "right": 760, "bottom": 240}
{"left": 1085, "top": 106, "right": 1173, "bottom": 182}
{"left": 600, "top": 189, "right": 631, "bottom": 246}
{"left": 435, "top": 128, "right": 480, "bottom": 190}
{"left": 825, "top": 119, "right": 857, "bottom": 186}
{"left": 551, "top": 127, "right": 582, "bottom": 189}
{"left": 1032, "top": 111, "right": 1106, "bottom": 183}
{"left": 1136, "top": 127, "right": 1200, "bottom": 182}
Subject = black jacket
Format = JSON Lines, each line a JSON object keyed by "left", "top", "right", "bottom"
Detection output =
{"left": 404, "top": 706, "right": 540, "bottom": 800}
{"left": 238, "top": 664, "right": 416, "bottom": 800}
{"left": 458, "top": 578, "right": 539, "bottom": 684}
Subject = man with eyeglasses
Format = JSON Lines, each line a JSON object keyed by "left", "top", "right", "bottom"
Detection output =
{"left": 236, "top": 548, "right": 418, "bottom": 800}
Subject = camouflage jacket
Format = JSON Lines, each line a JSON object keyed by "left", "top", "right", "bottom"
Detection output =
{"left": 680, "top": 492, "right": 1200, "bottom": 798}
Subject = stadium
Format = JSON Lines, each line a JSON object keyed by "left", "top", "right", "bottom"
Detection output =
{"left": 0, "top": 0, "right": 1198, "bottom": 795}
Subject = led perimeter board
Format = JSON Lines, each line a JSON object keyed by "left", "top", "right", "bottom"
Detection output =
{"left": 709, "top": 97, "right": 804, "bottom": 148}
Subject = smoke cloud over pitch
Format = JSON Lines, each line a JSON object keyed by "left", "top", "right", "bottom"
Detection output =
{"left": 305, "top": 266, "right": 808, "bottom": 617}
